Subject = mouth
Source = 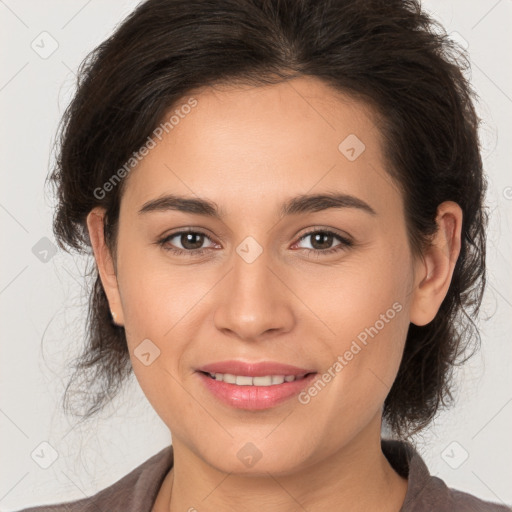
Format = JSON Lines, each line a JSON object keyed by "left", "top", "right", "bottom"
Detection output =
{"left": 196, "top": 369, "right": 318, "bottom": 410}
{"left": 199, "top": 371, "right": 315, "bottom": 386}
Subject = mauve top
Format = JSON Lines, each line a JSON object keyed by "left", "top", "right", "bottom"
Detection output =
{"left": 16, "top": 439, "right": 511, "bottom": 511}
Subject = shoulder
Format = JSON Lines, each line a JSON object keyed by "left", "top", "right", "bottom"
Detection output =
{"left": 449, "top": 487, "right": 512, "bottom": 512}
{"left": 14, "top": 445, "right": 174, "bottom": 512}
{"left": 382, "top": 439, "right": 511, "bottom": 512}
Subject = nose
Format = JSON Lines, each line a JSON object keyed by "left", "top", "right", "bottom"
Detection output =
{"left": 213, "top": 248, "right": 295, "bottom": 342}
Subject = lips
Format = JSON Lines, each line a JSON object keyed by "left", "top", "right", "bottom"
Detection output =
{"left": 196, "top": 360, "right": 316, "bottom": 377}
{"left": 195, "top": 360, "right": 318, "bottom": 410}
{"left": 197, "top": 371, "right": 318, "bottom": 410}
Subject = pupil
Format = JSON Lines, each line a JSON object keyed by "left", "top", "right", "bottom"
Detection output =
{"left": 312, "top": 232, "right": 332, "bottom": 250}
{"left": 182, "top": 233, "right": 203, "bottom": 250}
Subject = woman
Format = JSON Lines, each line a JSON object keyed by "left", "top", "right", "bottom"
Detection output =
{"left": 17, "top": 0, "right": 510, "bottom": 510}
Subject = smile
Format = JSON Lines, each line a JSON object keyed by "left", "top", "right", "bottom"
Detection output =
{"left": 204, "top": 372, "right": 310, "bottom": 386}
{"left": 197, "top": 371, "right": 318, "bottom": 410}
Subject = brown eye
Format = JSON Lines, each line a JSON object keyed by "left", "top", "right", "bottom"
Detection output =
{"left": 175, "top": 232, "right": 206, "bottom": 250}
{"left": 158, "top": 229, "right": 216, "bottom": 256}
{"left": 294, "top": 229, "right": 353, "bottom": 256}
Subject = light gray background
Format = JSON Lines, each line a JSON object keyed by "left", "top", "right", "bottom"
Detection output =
{"left": 1, "top": 0, "right": 511, "bottom": 510}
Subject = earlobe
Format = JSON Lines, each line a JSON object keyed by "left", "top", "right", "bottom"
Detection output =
{"left": 409, "top": 201, "right": 462, "bottom": 327}
{"left": 86, "top": 207, "right": 125, "bottom": 326}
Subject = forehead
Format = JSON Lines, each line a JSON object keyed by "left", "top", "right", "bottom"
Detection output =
{"left": 121, "top": 76, "right": 402, "bottom": 222}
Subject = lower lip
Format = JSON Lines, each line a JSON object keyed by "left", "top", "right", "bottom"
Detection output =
{"left": 197, "top": 372, "right": 318, "bottom": 410}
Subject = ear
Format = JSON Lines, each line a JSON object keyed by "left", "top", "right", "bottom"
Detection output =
{"left": 86, "top": 207, "right": 125, "bottom": 326}
{"left": 409, "top": 201, "right": 463, "bottom": 326}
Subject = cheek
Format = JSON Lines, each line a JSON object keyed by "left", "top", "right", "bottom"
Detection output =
{"left": 115, "top": 235, "right": 183, "bottom": 342}
{"left": 114, "top": 240, "right": 210, "bottom": 399}
{"left": 302, "top": 242, "right": 412, "bottom": 407}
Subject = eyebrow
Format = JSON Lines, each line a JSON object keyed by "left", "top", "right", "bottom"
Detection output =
{"left": 137, "top": 192, "right": 377, "bottom": 218}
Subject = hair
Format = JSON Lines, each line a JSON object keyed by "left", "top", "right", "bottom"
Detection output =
{"left": 50, "top": 0, "right": 487, "bottom": 439}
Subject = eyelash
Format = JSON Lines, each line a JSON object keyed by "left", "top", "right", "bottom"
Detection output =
{"left": 156, "top": 228, "right": 353, "bottom": 258}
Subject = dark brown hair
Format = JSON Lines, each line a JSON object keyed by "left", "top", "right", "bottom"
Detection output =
{"left": 50, "top": 0, "right": 487, "bottom": 439}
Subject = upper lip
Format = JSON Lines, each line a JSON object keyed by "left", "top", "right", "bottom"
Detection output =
{"left": 197, "top": 360, "right": 317, "bottom": 377}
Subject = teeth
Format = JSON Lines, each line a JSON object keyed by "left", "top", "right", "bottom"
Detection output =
{"left": 207, "top": 372, "right": 306, "bottom": 386}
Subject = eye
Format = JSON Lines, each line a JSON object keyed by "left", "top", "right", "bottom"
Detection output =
{"left": 157, "top": 229, "right": 217, "bottom": 257}
{"left": 293, "top": 229, "right": 353, "bottom": 257}
{"left": 156, "top": 227, "right": 353, "bottom": 258}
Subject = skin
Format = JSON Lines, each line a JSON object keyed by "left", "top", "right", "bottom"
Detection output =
{"left": 87, "top": 76, "right": 462, "bottom": 512}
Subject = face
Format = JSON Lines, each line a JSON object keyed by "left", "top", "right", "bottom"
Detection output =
{"left": 90, "top": 76, "right": 425, "bottom": 475}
